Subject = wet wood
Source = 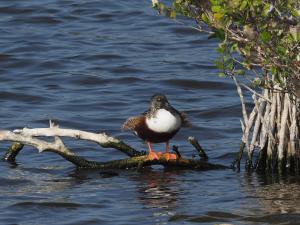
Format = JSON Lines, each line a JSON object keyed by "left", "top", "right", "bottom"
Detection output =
{"left": 0, "top": 123, "right": 228, "bottom": 171}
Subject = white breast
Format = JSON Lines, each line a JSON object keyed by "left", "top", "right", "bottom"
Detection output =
{"left": 145, "top": 109, "right": 181, "bottom": 133}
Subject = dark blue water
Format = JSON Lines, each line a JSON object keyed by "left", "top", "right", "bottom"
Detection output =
{"left": 1, "top": 1, "right": 300, "bottom": 224}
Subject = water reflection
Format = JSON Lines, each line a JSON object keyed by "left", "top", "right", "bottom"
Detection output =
{"left": 0, "top": 166, "right": 76, "bottom": 196}
{"left": 242, "top": 173, "right": 300, "bottom": 217}
{"left": 134, "top": 170, "right": 181, "bottom": 210}
{"left": 131, "top": 170, "right": 185, "bottom": 224}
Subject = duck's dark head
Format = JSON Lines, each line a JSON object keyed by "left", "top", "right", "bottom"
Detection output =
{"left": 149, "top": 94, "right": 169, "bottom": 110}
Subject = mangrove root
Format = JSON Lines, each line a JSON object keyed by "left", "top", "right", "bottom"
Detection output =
{"left": 232, "top": 75, "right": 300, "bottom": 174}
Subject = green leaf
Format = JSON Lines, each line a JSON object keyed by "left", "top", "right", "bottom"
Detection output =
{"left": 213, "top": 13, "right": 224, "bottom": 21}
{"left": 240, "top": 0, "right": 248, "bottom": 10}
{"left": 170, "top": 10, "right": 176, "bottom": 19}
{"left": 158, "top": 2, "right": 165, "bottom": 11}
{"left": 229, "top": 0, "right": 241, "bottom": 9}
{"left": 218, "top": 72, "right": 225, "bottom": 77}
{"left": 260, "top": 31, "right": 270, "bottom": 42}
{"left": 276, "top": 46, "right": 286, "bottom": 55}
{"left": 201, "top": 13, "right": 210, "bottom": 24}
{"left": 289, "top": 26, "right": 299, "bottom": 41}
{"left": 226, "top": 58, "right": 234, "bottom": 70}
{"left": 210, "top": 0, "right": 222, "bottom": 6}
{"left": 215, "top": 59, "right": 224, "bottom": 70}
{"left": 271, "top": 66, "right": 277, "bottom": 75}
{"left": 209, "top": 29, "right": 225, "bottom": 41}
{"left": 217, "top": 43, "right": 225, "bottom": 53}
{"left": 291, "top": 9, "right": 299, "bottom": 17}
{"left": 212, "top": 6, "right": 222, "bottom": 13}
{"left": 262, "top": 3, "right": 270, "bottom": 16}
{"left": 235, "top": 69, "right": 245, "bottom": 75}
{"left": 230, "top": 43, "right": 238, "bottom": 53}
{"left": 172, "top": 2, "right": 180, "bottom": 11}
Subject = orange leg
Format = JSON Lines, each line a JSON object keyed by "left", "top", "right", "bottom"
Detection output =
{"left": 146, "top": 142, "right": 161, "bottom": 160}
{"left": 164, "top": 141, "right": 177, "bottom": 161}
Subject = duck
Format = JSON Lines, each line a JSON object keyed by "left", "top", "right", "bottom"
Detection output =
{"left": 122, "top": 94, "right": 190, "bottom": 161}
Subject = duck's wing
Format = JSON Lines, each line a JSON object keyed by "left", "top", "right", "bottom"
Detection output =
{"left": 179, "top": 111, "right": 192, "bottom": 128}
{"left": 121, "top": 115, "right": 144, "bottom": 131}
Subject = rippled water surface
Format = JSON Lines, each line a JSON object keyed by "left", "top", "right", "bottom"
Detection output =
{"left": 1, "top": 1, "right": 300, "bottom": 224}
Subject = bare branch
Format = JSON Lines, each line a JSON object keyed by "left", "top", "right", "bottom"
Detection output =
{"left": 13, "top": 122, "right": 143, "bottom": 157}
{"left": 240, "top": 83, "right": 272, "bottom": 103}
{"left": 0, "top": 129, "right": 228, "bottom": 171}
{"left": 188, "top": 136, "right": 208, "bottom": 160}
{"left": 0, "top": 130, "right": 71, "bottom": 154}
{"left": 232, "top": 75, "right": 248, "bottom": 123}
{"left": 13, "top": 127, "right": 119, "bottom": 146}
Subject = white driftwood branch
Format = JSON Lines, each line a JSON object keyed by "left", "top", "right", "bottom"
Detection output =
{"left": 10, "top": 121, "right": 143, "bottom": 158}
{"left": 0, "top": 123, "right": 230, "bottom": 171}
{"left": 13, "top": 121, "right": 120, "bottom": 146}
{"left": 0, "top": 130, "right": 72, "bottom": 154}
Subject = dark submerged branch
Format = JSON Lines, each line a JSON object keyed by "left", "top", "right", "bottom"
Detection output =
{"left": 2, "top": 142, "right": 24, "bottom": 162}
{"left": 231, "top": 141, "right": 245, "bottom": 171}
{"left": 172, "top": 145, "right": 182, "bottom": 158}
{"left": 188, "top": 136, "right": 208, "bottom": 160}
{"left": 101, "top": 140, "right": 146, "bottom": 157}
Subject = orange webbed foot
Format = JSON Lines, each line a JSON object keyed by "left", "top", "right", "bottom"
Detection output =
{"left": 164, "top": 153, "right": 177, "bottom": 161}
{"left": 147, "top": 151, "right": 162, "bottom": 161}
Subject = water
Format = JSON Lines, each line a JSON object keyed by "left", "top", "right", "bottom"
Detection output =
{"left": 0, "top": 0, "right": 300, "bottom": 224}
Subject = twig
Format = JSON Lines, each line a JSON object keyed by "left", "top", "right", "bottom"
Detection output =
{"left": 231, "top": 141, "right": 245, "bottom": 171}
{"left": 188, "top": 136, "right": 208, "bottom": 160}
{"left": 172, "top": 145, "right": 182, "bottom": 158}
{"left": 232, "top": 75, "right": 248, "bottom": 123}
{"left": 240, "top": 83, "right": 272, "bottom": 103}
{"left": 172, "top": 17, "right": 214, "bottom": 34}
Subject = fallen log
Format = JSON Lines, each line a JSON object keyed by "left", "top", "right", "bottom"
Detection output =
{"left": 1, "top": 121, "right": 229, "bottom": 171}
